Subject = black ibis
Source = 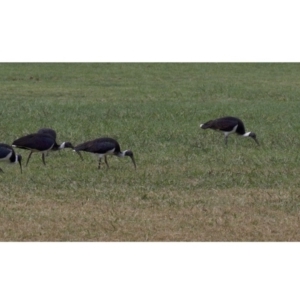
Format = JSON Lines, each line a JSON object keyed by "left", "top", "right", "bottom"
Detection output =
{"left": 200, "top": 116, "right": 259, "bottom": 145}
{"left": 73, "top": 137, "right": 136, "bottom": 169}
{"left": 37, "top": 128, "right": 83, "bottom": 160}
{"left": 12, "top": 132, "right": 74, "bottom": 166}
{"left": 37, "top": 128, "right": 75, "bottom": 151}
{"left": 0, "top": 143, "right": 22, "bottom": 173}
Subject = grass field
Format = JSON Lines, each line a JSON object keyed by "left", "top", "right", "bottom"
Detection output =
{"left": 0, "top": 63, "right": 300, "bottom": 241}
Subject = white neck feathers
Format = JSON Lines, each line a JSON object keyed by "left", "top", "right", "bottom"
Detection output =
{"left": 59, "top": 142, "right": 66, "bottom": 149}
{"left": 117, "top": 150, "right": 127, "bottom": 158}
{"left": 243, "top": 132, "right": 251, "bottom": 137}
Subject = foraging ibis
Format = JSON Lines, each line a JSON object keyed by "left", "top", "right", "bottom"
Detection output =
{"left": 37, "top": 128, "right": 83, "bottom": 160}
{"left": 74, "top": 137, "right": 136, "bottom": 169}
{"left": 12, "top": 132, "right": 73, "bottom": 166}
{"left": 0, "top": 143, "right": 22, "bottom": 173}
{"left": 37, "top": 128, "right": 75, "bottom": 151}
{"left": 200, "top": 116, "right": 259, "bottom": 145}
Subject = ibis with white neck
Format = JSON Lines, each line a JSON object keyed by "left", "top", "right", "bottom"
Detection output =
{"left": 74, "top": 137, "right": 136, "bottom": 169}
{"left": 200, "top": 116, "right": 259, "bottom": 145}
{"left": 12, "top": 132, "right": 73, "bottom": 166}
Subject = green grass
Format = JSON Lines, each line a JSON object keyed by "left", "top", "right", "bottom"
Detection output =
{"left": 1, "top": 63, "right": 300, "bottom": 241}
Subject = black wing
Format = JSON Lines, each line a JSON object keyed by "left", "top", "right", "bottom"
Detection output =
{"left": 214, "top": 117, "right": 238, "bottom": 131}
{"left": 75, "top": 137, "right": 120, "bottom": 154}
{"left": 0, "top": 143, "right": 13, "bottom": 159}
{"left": 37, "top": 128, "right": 57, "bottom": 140}
{"left": 12, "top": 134, "right": 55, "bottom": 151}
{"left": 211, "top": 117, "right": 245, "bottom": 133}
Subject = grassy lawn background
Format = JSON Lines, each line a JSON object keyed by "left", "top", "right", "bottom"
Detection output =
{"left": 0, "top": 63, "right": 300, "bottom": 241}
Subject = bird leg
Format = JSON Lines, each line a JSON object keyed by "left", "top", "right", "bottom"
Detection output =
{"left": 76, "top": 151, "right": 84, "bottom": 161}
{"left": 98, "top": 158, "right": 102, "bottom": 169}
{"left": 224, "top": 135, "right": 228, "bottom": 146}
{"left": 0, "top": 168, "right": 3, "bottom": 173}
{"left": 42, "top": 153, "right": 46, "bottom": 165}
{"left": 26, "top": 151, "right": 33, "bottom": 166}
{"left": 104, "top": 156, "right": 109, "bottom": 169}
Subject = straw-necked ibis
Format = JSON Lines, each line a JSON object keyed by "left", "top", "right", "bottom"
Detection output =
{"left": 74, "top": 137, "right": 136, "bottom": 169}
{"left": 12, "top": 133, "right": 73, "bottom": 166}
{"left": 200, "top": 116, "right": 259, "bottom": 145}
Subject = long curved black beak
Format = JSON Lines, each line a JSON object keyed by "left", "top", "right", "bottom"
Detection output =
{"left": 76, "top": 150, "right": 84, "bottom": 161}
{"left": 253, "top": 137, "right": 259, "bottom": 146}
{"left": 131, "top": 156, "right": 136, "bottom": 170}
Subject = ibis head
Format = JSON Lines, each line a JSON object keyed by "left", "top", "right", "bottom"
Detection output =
{"left": 124, "top": 150, "right": 136, "bottom": 169}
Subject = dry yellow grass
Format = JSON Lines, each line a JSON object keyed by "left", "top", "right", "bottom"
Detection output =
{"left": 1, "top": 188, "right": 299, "bottom": 241}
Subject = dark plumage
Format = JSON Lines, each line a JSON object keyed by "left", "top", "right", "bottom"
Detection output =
{"left": 37, "top": 128, "right": 74, "bottom": 151}
{"left": 12, "top": 133, "right": 71, "bottom": 166}
{"left": 200, "top": 116, "right": 259, "bottom": 145}
{"left": 0, "top": 143, "right": 22, "bottom": 173}
{"left": 74, "top": 137, "right": 136, "bottom": 169}
{"left": 37, "top": 128, "right": 57, "bottom": 140}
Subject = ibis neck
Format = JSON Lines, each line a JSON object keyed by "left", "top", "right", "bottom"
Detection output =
{"left": 9, "top": 152, "right": 17, "bottom": 163}
{"left": 243, "top": 132, "right": 251, "bottom": 137}
{"left": 59, "top": 142, "right": 66, "bottom": 149}
{"left": 117, "top": 151, "right": 127, "bottom": 158}
{"left": 243, "top": 131, "right": 251, "bottom": 137}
